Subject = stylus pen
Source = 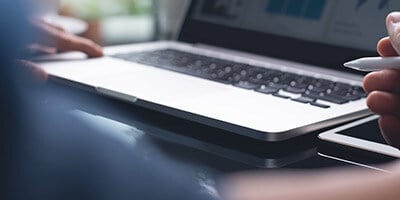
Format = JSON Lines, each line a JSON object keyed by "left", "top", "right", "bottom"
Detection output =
{"left": 344, "top": 56, "right": 400, "bottom": 72}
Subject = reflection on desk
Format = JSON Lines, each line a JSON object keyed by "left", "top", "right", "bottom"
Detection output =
{"left": 46, "top": 82, "right": 394, "bottom": 175}
{"left": 72, "top": 109, "right": 317, "bottom": 169}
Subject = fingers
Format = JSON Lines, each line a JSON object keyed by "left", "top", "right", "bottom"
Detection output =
{"left": 377, "top": 12, "right": 400, "bottom": 57}
{"left": 30, "top": 19, "right": 103, "bottom": 57}
{"left": 386, "top": 12, "right": 400, "bottom": 55}
{"left": 56, "top": 33, "right": 103, "bottom": 57}
{"left": 369, "top": 12, "right": 400, "bottom": 148}
{"left": 27, "top": 43, "right": 57, "bottom": 55}
{"left": 363, "top": 69, "right": 400, "bottom": 147}
{"left": 363, "top": 69, "right": 400, "bottom": 93}
{"left": 366, "top": 91, "right": 400, "bottom": 115}
{"left": 40, "top": 19, "right": 67, "bottom": 32}
{"left": 365, "top": 89, "right": 400, "bottom": 148}
{"left": 379, "top": 115, "right": 400, "bottom": 148}
{"left": 377, "top": 37, "right": 398, "bottom": 57}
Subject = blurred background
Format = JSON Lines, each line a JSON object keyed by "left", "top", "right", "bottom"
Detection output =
{"left": 38, "top": 0, "right": 190, "bottom": 46}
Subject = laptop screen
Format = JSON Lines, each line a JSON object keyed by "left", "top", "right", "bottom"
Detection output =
{"left": 179, "top": 0, "right": 400, "bottom": 71}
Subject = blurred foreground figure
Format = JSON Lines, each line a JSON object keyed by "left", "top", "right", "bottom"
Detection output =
{"left": 1, "top": 1, "right": 214, "bottom": 200}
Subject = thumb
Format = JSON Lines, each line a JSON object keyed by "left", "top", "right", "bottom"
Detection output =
{"left": 386, "top": 12, "right": 400, "bottom": 55}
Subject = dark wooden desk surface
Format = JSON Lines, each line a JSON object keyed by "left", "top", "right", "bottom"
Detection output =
{"left": 42, "top": 81, "right": 395, "bottom": 182}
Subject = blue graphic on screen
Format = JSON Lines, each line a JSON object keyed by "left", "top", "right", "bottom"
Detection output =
{"left": 355, "top": 0, "right": 367, "bottom": 10}
{"left": 378, "top": 0, "right": 390, "bottom": 10}
{"left": 355, "top": 0, "right": 390, "bottom": 10}
{"left": 266, "top": 0, "right": 326, "bottom": 20}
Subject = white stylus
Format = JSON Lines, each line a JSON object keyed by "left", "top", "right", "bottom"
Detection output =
{"left": 344, "top": 56, "right": 400, "bottom": 72}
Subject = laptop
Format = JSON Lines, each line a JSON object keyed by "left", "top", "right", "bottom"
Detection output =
{"left": 37, "top": 0, "right": 398, "bottom": 141}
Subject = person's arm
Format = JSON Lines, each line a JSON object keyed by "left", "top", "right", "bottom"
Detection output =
{"left": 363, "top": 12, "right": 400, "bottom": 148}
{"left": 220, "top": 163, "right": 400, "bottom": 200}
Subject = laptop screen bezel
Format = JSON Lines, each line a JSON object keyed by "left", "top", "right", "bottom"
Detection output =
{"left": 178, "top": 0, "right": 378, "bottom": 74}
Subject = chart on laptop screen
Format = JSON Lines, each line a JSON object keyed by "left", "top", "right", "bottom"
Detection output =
{"left": 266, "top": 0, "right": 326, "bottom": 20}
{"left": 192, "top": 0, "right": 400, "bottom": 51}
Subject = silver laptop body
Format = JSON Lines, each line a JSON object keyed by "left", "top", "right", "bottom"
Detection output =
{"left": 38, "top": 0, "right": 396, "bottom": 141}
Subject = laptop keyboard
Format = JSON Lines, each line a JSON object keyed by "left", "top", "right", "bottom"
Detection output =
{"left": 113, "top": 49, "right": 367, "bottom": 108}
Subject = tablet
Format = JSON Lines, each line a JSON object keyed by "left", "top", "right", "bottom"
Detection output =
{"left": 319, "top": 115, "right": 400, "bottom": 159}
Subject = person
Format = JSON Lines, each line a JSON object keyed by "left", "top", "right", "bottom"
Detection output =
{"left": 219, "top": 11, "right": 400, "bottom": 200}
{"left": 2, "top": 1, "right": 216, "bottom": 200}
{"left": 364, "top": 11, "right": 400, "bottom": 148}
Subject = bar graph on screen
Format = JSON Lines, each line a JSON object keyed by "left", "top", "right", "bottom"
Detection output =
{"left": 266, "top": 0, "right": 326, "bottom": 20}
{"left": 355, "top": 0, "right": 390, "bottom": 10}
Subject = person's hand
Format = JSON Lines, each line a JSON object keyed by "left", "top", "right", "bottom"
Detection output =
{"left": 29, "top": 19, "right": 103, "bottom": 57}
{"left": 220, "top": 163, "right": 400, "bottom": 200}
{"left": 363, "top": 12, "right": 400, "bottom": 148}
{"left": 20, "top": 19, "right": 104, "bottom": 83}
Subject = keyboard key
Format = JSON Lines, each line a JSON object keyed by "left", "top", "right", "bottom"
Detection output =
{"left": 284, "top": 86, "right": 306, "bottom": 94}
{"left": 351, "top": 86, "right": 368, "bottom": 98}
{"left": 291, "top": 96, "right": 315, "bottom": 104}
{"left": 255, "top": 85, "right": 279, "bottom": 94}
{"left": 267, "top": 82, "right": 287, "bottom": 89}
{"left": 342, "top": 94, "right": 361, "bottom": 101}
{"left": 310, "top": 102, "right": 330, "bottom": 108}
{"left": 272, "top": 93, "right": 290, "bottom": 99}
{"left": 307, "top": 85, "right": 326, "bottom": 93}
{"left": 234, "top": 81, "right": 260, "bottom": 89}
{"left": 297, "top": 75, "right": 317, "bottom": 85}
{"left": 302, "top": 91, "right": 349, "bottom": 104}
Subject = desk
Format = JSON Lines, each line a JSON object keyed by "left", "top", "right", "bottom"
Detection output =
{"left": 42, "top": 81, "right": 395, "bottom": 190}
